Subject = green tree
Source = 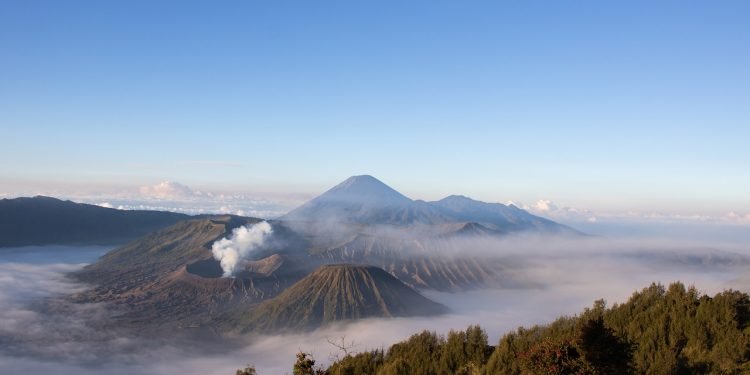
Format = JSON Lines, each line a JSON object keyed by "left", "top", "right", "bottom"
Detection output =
{"left": 464, "top": 324, "right": 489, "bottom": 366}
{"left": 376, "top": 357, "right": 411, "bottom": 375}
{"left": 328, "top": 349, "right": 385, "bottom": 375}
{"left": 385, "top": 330, "right": 442, "bottom": 375}
{"left": 576, "top": 316, "right": 633, "bottom": 374}
{"left": 439, "top": 329, "right": 466, "bottom": 374}
{"left": 294, "top": 352, "right": 324, "bottom": 375}
{"left": 518, "top": 338, "right": 591, "bottom": 375}
{"left": 235, "top": 365, "right": 257, "bottom": 375}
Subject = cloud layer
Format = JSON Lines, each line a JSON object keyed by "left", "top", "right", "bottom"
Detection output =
{"left": 139, "top": 181, "right": 196, "bottom": 199}
{"left": 81, "top": 181, "right": 300, "bottom": 218}
{"left": 1, "top": 234, "right": 748, "bottom": 374}
{"left": 519, "top": 198, "right": 750, "bottom": 227}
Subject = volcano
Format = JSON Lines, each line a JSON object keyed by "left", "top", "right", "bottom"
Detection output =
{"left": 228, "top": 264, "right": 447, "bottom": 333}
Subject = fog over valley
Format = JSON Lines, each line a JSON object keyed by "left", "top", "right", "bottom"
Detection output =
{"left": 1, "top": 231, "right": 747, "bottom": 374}
{"left": 1, "top": 176, "right": 749, "bottom": 373}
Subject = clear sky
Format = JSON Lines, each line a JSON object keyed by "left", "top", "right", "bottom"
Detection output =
{"left": 2, "top": 1, "right": 749, "bottom": 217}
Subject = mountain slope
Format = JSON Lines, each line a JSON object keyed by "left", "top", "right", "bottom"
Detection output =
{"left": 0, "top": 196, "right": 189, "bottom": 247}
{"left": 229, "top": 264, "right": 447, "bottom": 333}
{"left": 314, "top": 233, "right": 508, "bottom": 291}
{"left": 281, "top": 175, "right": 451, "bottom": 225}
{"left": 72, "top": 216, "right": 309, "bottom": 333}
{"left": 280, "top": 175, "right": 576, "bottom": 234}
{"left": 431, "top": 195, "right": 579, "bottom": 235}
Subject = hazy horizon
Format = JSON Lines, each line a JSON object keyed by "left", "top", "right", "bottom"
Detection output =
{"left": 3, "top": 175, "right": 749, "bottom": 244}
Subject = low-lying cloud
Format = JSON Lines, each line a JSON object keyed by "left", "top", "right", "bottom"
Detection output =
{"left": 211, "top": 222, "right": 274, "bottom": 277}
{"left": 0, "top": 258, "right": 132, "bottom": 361}
{"left": 1, "top": 232, "right": 749, "bottom": 374}
{"left": 133, "top": 182, "right": 297, "bottom": 218}
{"left": 139, "top": 181, "right": 196, "bottom": 200}
{"left": 3, "top": 181, "right": 303, "bottom": 219}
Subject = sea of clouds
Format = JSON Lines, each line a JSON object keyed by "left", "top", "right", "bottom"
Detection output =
{"left": 0, "top": 233, "right": 748, "bottom": 374}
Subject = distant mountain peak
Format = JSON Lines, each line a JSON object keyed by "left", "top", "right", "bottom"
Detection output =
{"left": 281, "top": 175, "right": 418, "bottom": 223}
{"left": 324, "top": 175, "right": 411, "bottom": 203}
{"left": 31, "top": 195, "right": 59, "bottom": 200}
{"left": 280, "top": 175, "right": 578, "bottom": 234}
{"left": 440, "top": 194, "right": 467, "bottom": 200}
{"left": 337, "top": 174, "right": 383, "bottom": 186}
{"left": 435, "top": 194, "right": 504, "bottom": 210}
{"left": 438, "top": 195, "right": 484, "bottom": 204}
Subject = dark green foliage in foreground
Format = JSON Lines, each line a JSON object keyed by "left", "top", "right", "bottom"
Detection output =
{"left": 294, "top": 352, "right": 326, "bottom": 375}
{"left": 327, "top": 325, "right": 491, "bottom": 375}
{"left": 327, "top": 349, "right": 385, "bottom": 375}
{"left": 322, "top": 282, "right": 750, "bottom": 374}
{"left": 235, "top": 365, "right": 257, "bottom": 375}
{"left": 487, "top": 282, "right": 749, "bottom": 374}
{"left": 516, "top": 338, "right": 590, "bottom": 374}
{"left": 576, "top": 316, "right": 632, "bottom": 373}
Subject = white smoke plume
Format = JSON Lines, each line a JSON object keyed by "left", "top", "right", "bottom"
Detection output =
{"left": 211, "top": 222, "right": 273, "bottom": 277}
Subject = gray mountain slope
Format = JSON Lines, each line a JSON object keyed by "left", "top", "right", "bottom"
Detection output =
{"left": 0, "top": 196, "right": 189, "bottom": 247}
{"left": 228, "top": 264, "right": 447, "bottom": 333}
{"left": 281, "top": 175, "right": 451, "bottom": 225}
{"left": 281, "top": 175, "right": 578, "bottom": 235}
{"left": 430, "top": 195, "right": 580, "bottom": 235}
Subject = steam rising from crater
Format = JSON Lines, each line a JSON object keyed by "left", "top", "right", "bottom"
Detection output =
{"left": 211, "top": 221, "right": 273, "bottom": 277}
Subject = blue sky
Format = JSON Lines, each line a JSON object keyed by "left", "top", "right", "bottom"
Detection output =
{"left": 2, "top": 1, "right": 749, "bottom": 217}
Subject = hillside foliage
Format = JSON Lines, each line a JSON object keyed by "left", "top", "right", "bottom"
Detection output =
{"left": 243, "top": 282, "right": 750, "bottom": 374}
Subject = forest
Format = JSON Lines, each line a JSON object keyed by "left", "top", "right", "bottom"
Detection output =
{"left": 237, "top": 282, "right": 750, "bottom": 374}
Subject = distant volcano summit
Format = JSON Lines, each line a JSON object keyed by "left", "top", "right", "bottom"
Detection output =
{"left": 282, "top": 175, "right": 577, "bottom": 235}
{"left": 280, "top": 175, "right": 447, "bottom": 225}
{"left": 315, "top": 175, "right": 412, "bottom": 205}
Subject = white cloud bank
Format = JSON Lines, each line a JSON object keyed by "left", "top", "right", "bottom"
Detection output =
{"left": 139, "top": 181, "right": 197, "bottom": 200}
{"left": 130, "top": 181, "right": 299, "bottom": 218}
{"left": 511, "top": 198, "right": 750, "bottom": 230}
{"left": 1, "top": 240, "right": 748, "bottom": 375}
{"left": 39, "top": 181, "right": 303, "bottom": 219}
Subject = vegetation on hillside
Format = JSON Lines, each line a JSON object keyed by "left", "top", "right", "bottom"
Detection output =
{"left": 235, "top": 281, "right": 750, "bottom": 374}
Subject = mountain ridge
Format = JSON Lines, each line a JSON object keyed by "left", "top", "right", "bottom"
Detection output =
{"left": 0, "top": 196, "right": 189, "bottom": 247}
{"left": 281, "top": 175, "right": 578, "bottom": 235}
